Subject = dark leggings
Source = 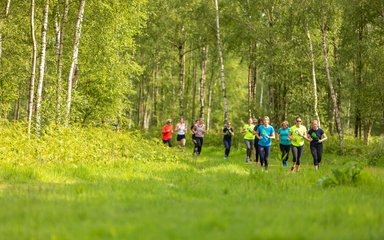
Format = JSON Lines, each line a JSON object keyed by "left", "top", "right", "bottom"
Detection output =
{"left": 259, "top": 145, "right": 271, "bottom": 169}
{"left": 224, "top": 139, "right": 232, "bottom": 157}
{"left": 310, "top": 144, "right": 323, "bottom": 166}
{"left": 254, "top": 140, "right": 260, "bottom": 162}
{"left": 291, "top": 145, "right": 304, "bottom": 165}
{"left": 244, "top": 139, "right": 254, "bottom": 159}
{"left": 280, "top": 144, "right": 290, "bottom": 164}
{"left": 162, "top": 139, "right": 172, "bottom": 147}
{"left": 195, "top": 137, "right": 203, "bottom": 154}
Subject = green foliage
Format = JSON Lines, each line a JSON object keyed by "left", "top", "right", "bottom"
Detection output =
{"left": 318, "top": 162, "right": 363, "bottom": 188}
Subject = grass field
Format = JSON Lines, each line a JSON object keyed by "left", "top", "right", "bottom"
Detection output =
{"left": 0, "top": 126, "right": 383, "bottom": 239}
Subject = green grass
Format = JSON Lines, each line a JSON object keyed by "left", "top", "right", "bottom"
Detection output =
{"left": 0, "top": 126, "right": 383, "bottom": 239}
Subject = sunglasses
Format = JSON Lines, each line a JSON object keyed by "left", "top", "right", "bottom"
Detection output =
{"left": 296, "top": 120, "right": 302, "bottom": 122}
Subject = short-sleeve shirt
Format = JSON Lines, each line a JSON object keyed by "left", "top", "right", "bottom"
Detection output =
{"left": 253, "top": 124, "right": 261, "bottom": 142}
{"left": 257, "top": 124, "right": 275, "bottom": 147}
{"left": 308, "top": 128, "right": 325, "bottom": 146}
{"left": 278, "top": 127, "right": 291, "bottom": 145}
{"left": 223, "top": 127, "right": 233, "bottom": 141}
{"left": 243, "top": 124, "right": 255, "bottom": 140}
{"left": 290, "top": 125, "right": 307, "bottom": 147}
{"left": 195, "top": 124, "right": 205, "bottom": 138}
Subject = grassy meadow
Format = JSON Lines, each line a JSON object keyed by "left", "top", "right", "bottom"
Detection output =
{"left": 0, "top": 125, "right": 383, "bottom": 239}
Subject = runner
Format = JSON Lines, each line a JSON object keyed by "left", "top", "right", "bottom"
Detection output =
{"left": 288, "top": 117, "right": 310, "bottom": 172}
{"left": 175, "top": 116, "right": 187, "bottom": 148}
{"left": 161, "top": 119, "right": 173, "bottom": 147}
{"left": 308, "top": 120, "right": 328, "bottom": 170}
{"left": 256, "top": 116, "right": 275, "bottom": 172}
{"left": 277, "top": 121, "right": 291, "bottom": 167}
{"left": 193, "top": 118, "right": 205, "bottom": 156}
{"left": 190, "top": 120, "right": 198, "bottom": 156}
{"left": 222, "top": 121, "right": 234, "bottom": 159}
{"left": 253, "top": 117, "right": 263, "bottom": 165}
{"left": 242, "top": 118, "right": 255, "bottom": 163}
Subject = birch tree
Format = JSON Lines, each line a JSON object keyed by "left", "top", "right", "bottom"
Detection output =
{"left": 27, "top": 0, "right": 37, "bottom": 135}
{"left": 200, "top": 45, "right": 208, "bottom": 119}
{"left": 306, "top": 23, "right": 320, "bottom": 125}
{"left": 65, "top": 0, "right": 85, "bottom": 126}
{"left": 0, "top": 0, "right": 11, "bottom": 64}
{"left": 35, "top": 0, "right": 49, "bottom": 136}
{"left": 55, "top": 0, "right": 69, "bottom": 124}
{"left": 214, "top": 0, "right": 228, "bottom": 121}
{"left": 321, "top": 9, "right": 343, "bottom": 147}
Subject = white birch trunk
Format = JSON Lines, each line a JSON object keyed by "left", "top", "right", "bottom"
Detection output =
{"left": 65, "top": 0, "right": 85, "bottom": 126}
{"left": 214, "top": 0, "right": 228, "bottom": 121}
{"left": 200, "top": 46, "right": 208, "bottom": 119}
{"left": 178, "top": 43, "right": 185, "bottom": 117}
{"left": 321, "top": 13, "right": 343, "bottom": 147}
{"left": 259, "top": 80, "right": 263, "bottom": 108}
{"left": 27, "top": 0, "right": 37, "bottom": 135}
{"left": 306, "top": 24, "right": 320, "bottom": 126}
{"left": 55, "top": 0, "right": 69, "bottom": 124}
{"left": 0, "top": 0, "right": 11, "bottom": 64}
{"left": 35, "top": 0, "right": 49, "bottom": 136}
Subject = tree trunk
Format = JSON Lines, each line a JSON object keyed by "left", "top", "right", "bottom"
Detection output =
{"left": 27, "top": 0, "right": 37, "bottom": 135}
{"left": 0, "top": 0, "right": 11, "bottom": 64}
{"left": 306, "top": 24, "right": 320, "bottom": 126}
{"left": 207, "top": 59, "right": 216, "bottom": 132}
{"left": 35, "top": 0, "right": 49, "bottom": 136}
{"left": 214, "top": 0, "right": 228, "bottom": 121}
{"left": 248, "top": 42, "right": 257, "bottom": 117}
{"left": 65, "top": 0, "right": 85, "bottom": 126}
{"left": 321, "top": 12, "right": 343, "bottom": 148}
{"left": 259, "top": 80, "right": 263, "bottom": 109}
{"left": 178, "top": 43, "right": 185, "bottom": 117}
{"left": 200, "top": 46, "right": 208, "bottom": 119}
{"left": 55, "top": 0, "right": 69, "bottom": 124}
{"left": 191, "top": 61, "right": 197, "bottom": 123}
{"left": 363, "top": 119, "right": 373, "bottom": 145}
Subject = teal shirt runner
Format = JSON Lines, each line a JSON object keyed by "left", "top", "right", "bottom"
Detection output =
{"left": 257, "top": 125, "right": 274, "bottom": 147}
{"left": 278, "top": 127, "right": 291, "bottom": 145}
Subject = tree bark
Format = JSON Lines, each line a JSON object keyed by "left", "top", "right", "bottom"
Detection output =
{"left": 321, "top": 12, "right": 343, "bottom": 148}
{"left": 363, "top": 119, "right": 372, "bottom": 145}
{"left": 27, "top": 0, "right": 37, "bottom": 135}
{"left": 55, "top": 0, "right": 69, "bottom": 124}
{"left": 306, "top": 24, "right": 320, "bottom": 126}
{"left": 214, "top": 0, "right": 228, "bottom": 121}
{"left": 191, "top": 61, "right": 197, "bottom": 123}
{"left": 35, "top": 0, "right": 49, "bottom": 136}
{"left": 65, "top": 0, "right": 85, "bottom": 126}
{"left": 200, "top": 46, "right": 208, "bottom": 119}
{"left": 178, "top": 43, "right": 185, "bottom": 117}
{"left": 0, "top": 0, "right": 11, "bottom": 64}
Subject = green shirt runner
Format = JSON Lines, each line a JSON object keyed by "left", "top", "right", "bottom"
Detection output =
{"left": 290, "top": 125, "right": 307, "bottom": 147}
{"left": 243, "top": 124, "right": 255, "bottom": 140}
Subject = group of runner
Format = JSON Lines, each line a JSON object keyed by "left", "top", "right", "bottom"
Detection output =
{"left": 161, "top": 116, "right": 327, "bottom": 172}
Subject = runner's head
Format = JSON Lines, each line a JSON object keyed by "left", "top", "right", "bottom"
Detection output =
{"left": 312, "top": 119, "right": 319, "bottom": 129}
{"left": 295, "top": 117, "right": 302, "bottom": 127}
{"left": 179, "top": 116, "right": 184, "bottom": 123}
{"left": 248, "top": 118, "right": 253, "bottom": 124}
{"left": 166, "top": 119, "right": 172, "bottom": 125}
{"left": 263, "top": 116, "right": 270, "bottom": 125}
{"left": 281, "top": 120, "right": 289, "bottom": 129}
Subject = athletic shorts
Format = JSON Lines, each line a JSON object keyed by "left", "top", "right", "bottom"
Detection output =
{"left": 177, "top": 134, "right": 186, "bottom": 141}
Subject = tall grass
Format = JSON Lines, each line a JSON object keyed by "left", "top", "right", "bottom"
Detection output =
{"left": 0, "top": 124, "right": 383, "bottom": 239}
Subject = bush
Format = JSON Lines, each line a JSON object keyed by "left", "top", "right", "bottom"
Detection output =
{"left": 317, "top": 162, "right": 363, "bottom": 188}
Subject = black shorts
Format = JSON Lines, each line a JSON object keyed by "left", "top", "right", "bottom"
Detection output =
{"left": 177, "top": 134, "right": 186, "bottom": 141}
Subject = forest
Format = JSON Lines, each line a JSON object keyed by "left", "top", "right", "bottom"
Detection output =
{"left": 0, "top": 1, "right": 384, "bottom": 239}
{"left": 0, "top": 0, "right": 383, "bottom": 144}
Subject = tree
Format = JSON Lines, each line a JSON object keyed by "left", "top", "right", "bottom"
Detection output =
{"left": 27, "top": 0, "right": 37, "bottom": 135}
{"left": 65, "top": 0, "right": 85, "bottom": 126}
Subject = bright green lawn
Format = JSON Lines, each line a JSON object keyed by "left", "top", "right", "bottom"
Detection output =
{"left": 1, "top": 146, "right": 383, "bottom": 240}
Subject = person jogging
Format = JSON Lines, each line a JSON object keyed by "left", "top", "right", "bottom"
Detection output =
{"left": 190, "top": 120, "right": 198, "bottom": 156}
{"left": 175, "top": 116, "right": 187, "bottom": 148}
{"left": 277, "top": 121, "right": 291, "bottom": 167}
{"left": 193, "top": 118, "right": 205, "bottom": 156}
{"left": 242, "top": 118, "right": 255, "bottom": 163}
{"left": 253, "top": 117, "right": 263, "bottom": 165}
{"left": 161, "top": 119, "right": 173, "bottom": 147}
{"left": 255, "top": 116, "right": 275, "bottom": 172}
{"left": 308, "top": 120, "right": 328, "bottom": 170}
{"left": 222, "top": 121, "right": 234, "bottom": 159}
{"left": 288, "top": 117, "right": 310, "bottom": 172}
